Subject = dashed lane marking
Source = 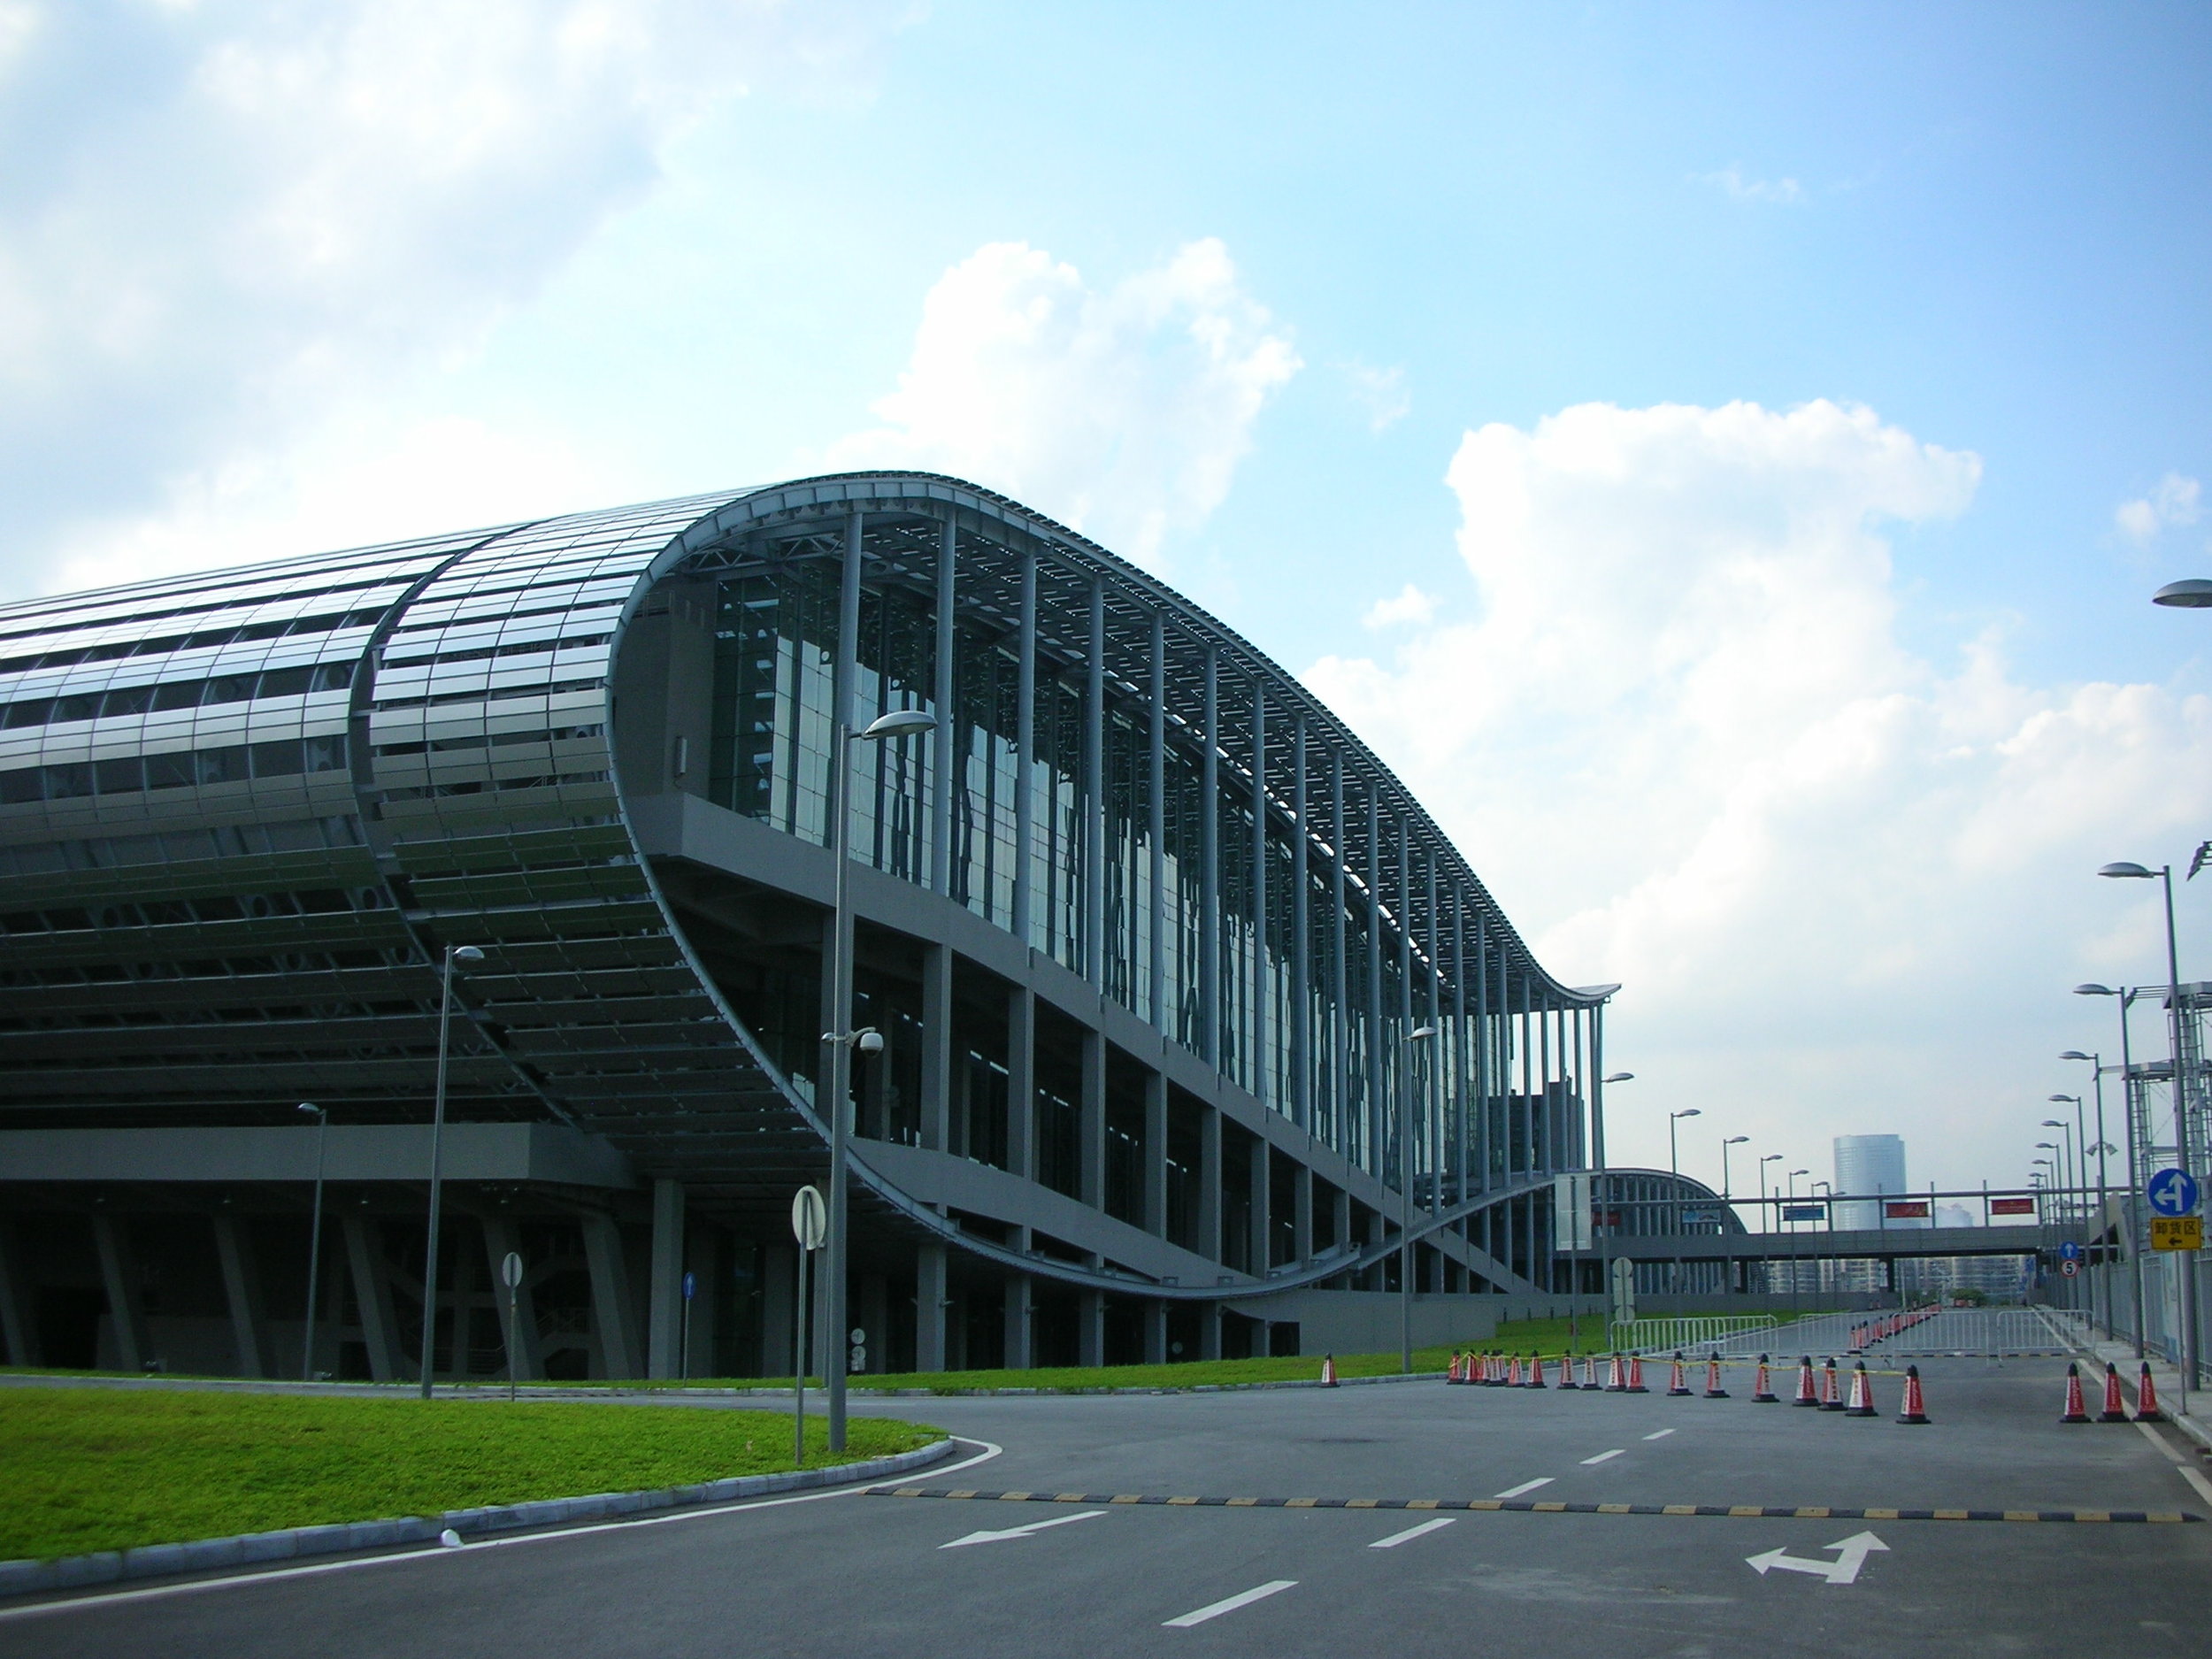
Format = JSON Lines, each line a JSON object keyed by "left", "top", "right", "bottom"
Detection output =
{"left": 1494, "top": 1479, "right": 1554, "bottom": 1499}
{"left": 1643, "top": 1429, "right": 1677, "bottom": 1441}
{"left": 1581, "top": 1449, "right": 1627, "bottom": 1465}
{"left": 1162, "top": 1580, "right": 1297, "bottom": 1627}
{"left": 870, "top": 1488, "right": 2202, "bottom": 1524}
{"left": 1368, "top": 1517, "right": 1456, "bottom": 1548}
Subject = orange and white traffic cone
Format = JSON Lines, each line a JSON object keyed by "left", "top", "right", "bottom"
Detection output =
{"left": 2059, "top": 1361, "right": 2092, "bottom": 1425}
{"left": 1625, "top": 1356, "right": 1647, "bottom": 1394}
{"left": 1792, "top": 1356, "right": 1819, "bottom": 1407}
{"left": 1555, "top": 1349, "right": 1578, "bottom": 1390}
{"left": 1896, "top": 1363, "right": 1930, "bottom": 1424}
{"left": 1820, "top": 1358, "right": 1846, "bottom": 1411}
{"left": 1321, "top": 1354, "right": 1339, "bottom": 1387}
{"left": 1584, "top": 1354, "right": 1601, "bottom": 1390}
{"left": 2135, "top": 1360, "right": 2165, "bottom": 1423}
{"left": 1508, "top": 1354, "right": 1523, "bottom": 1387}
{"left": 1751, "top": 1354, "right": 1778, "bottom": 1403}
{"left": 1844, "top": 1361, "right": 1876, "bottom": 1417}
{"left": 1667, "top": 1352, "right": 1692, "bottom": 1396}
{"left": 1605, "top": 1353, "right": 1627, "bottom": 1393}
{"left": 1527, "top": 1354, "right": 1548, "bottom": 1389}
{"left": 2099, "top": 1362, "right": 2129, "bottom": 1423}
{"left": 1704, "top": 1353, "right": 1730, "bottom": 1399}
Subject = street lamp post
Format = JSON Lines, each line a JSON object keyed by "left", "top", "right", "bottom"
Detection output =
{"left": 2039, "top": 1118, "right": 2077, "bottom": 1229}
{"left": 2152, "top": 579, "right": 2212, "bottom": 608}
{"left": 823, "top": 708, "right": 936, "bottom": 1451}
{"left": 1401, "top": 1025, "right": 1440, "bottom": 1373}
{"left": 2099, "top": 861, "right": 2200, "bottom": 1394}
{"left": 2061, "top": 1051, "right": 2113, "bottom": 1335}
{"left": 1667, "top": 1109, "right": 1701, "bottom": 1177}
{"left": 2077, "top": 985, "right": 2149, "bottom": 1358}
{"left": 419, "top": 942, "right": 483, "bottom": 1401}
{"left": 298, "top": 1102, "right": 327, "bottom": 1382}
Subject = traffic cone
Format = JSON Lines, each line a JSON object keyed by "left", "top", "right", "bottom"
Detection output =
{"left": 1625, "top": 1356, "right": 1647, "bottom": 1394}
{"left": 2059, "top": 1362, "right": 2092, "bottom": 1425}
{"left": 1751, "top": 1354, "right": 1778, "bottom": 1403}
{"left": 1321, "top": 1354, "right": 1339, "bottom": 1387}
{"left": 1556, "top": 1349, "right": 1578, "bottom": 1389}
{"left": 2136, "top": 1361, "right": 2165, "bottom": 1423}
{"left": 1844, "top": 1361, "right": 1876, "bottom": 1417}
{"left": 1585, "top": 1354, "right": 1601, "bottom": 1390}
{"left": 1667, "top": 1352, "right": 1692, "bottom": 1396}
{"left": 1704, "top": 1353, "right": 1730, "bottom": 1399}
{"left": 1820, "top": 1358, "right": 1846, "bottom": 1411}
{"left": 1896, "top": 1364, "right": 1931, "bottom": 1424}
{"left": 2099, "top": 1362, "right": 2129, "bottom": 1424}
{"left": 1605, "top": 1353, "right": 1626, "bottom": 1393}
{"left": 1527, "top": 1354, "right": 1548, "bottom": 1389}
{"left": 1792, "top": 1356, "right": 1819, "bottom": 1407}
{"left": 1509, "top": 1354, "right": 1524, "bottom": 1387}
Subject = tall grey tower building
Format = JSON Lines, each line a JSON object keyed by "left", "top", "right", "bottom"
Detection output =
{"left": 1833, "top": 1133, "right": 1909, "bottom": 1229}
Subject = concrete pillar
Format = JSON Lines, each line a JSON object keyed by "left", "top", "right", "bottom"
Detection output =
{"left": 341, "top": 1212, "right": 403, "bottom": 1383}
{"left": 857, "top": 1274, "right": 889, "bottom": 1375}
{"left": 91, "top": 1213, "right": 150, "bottom": 1372}
{"left": 682, "top": 1225, "right": 720, "bottom": 1379}
{"left": 1333, "top": 1186, "right": 1352, "bottom": 1266}
{"left": 1143, "top": 1071, "right": 1168, "bottom": 1235}
{"left": 1007, "top": 987, "right": 1035, "bottom": 1181}
{"left": 1249, "top": 1137, "right": 1271, "bottom": 1272}
{"left": 1199, "top": 1107, "right": 1223, "bottom": 1264}
{"left": 762, "top": 1241, "right": 796, "bottom": 1379}
{"left": 1294, "top": 1164, "right": 1314, "bottom": 1265}
{"left": 1199, "top": 1301, "right": 1222, "bottom": 1360}
{"left": 1002, "top": 1271, "right": 1032, "bottom": 1370}
{"left": 479, "top": 1213, "right": 543, "bottom": 1382}
{"left": 1078, "top": 1288, "right": 1105, "bottom": 1367}
{"left": 921, "top": 943, "right": 953, "bottom": 1151}
{"left": 1143, "top": 1300, "right": 1168, "bottom": 1363}
{"left": 211, "top": 1212, "right": 269, "bottom": 1379}
{"left": 915, "top": 1244, "right": 948, "bottom": 1372}
{"left": 580, "top": 1210, "right": 641, "bottom": 1380}
{"left": 1079, "top": 1028, "right": 1106, "bottom": 1209}
{"left": 0, "top": 1224, "right": 38, "bottom": 1368}
{"left": 648, "top": 1179, "right": 685, "bottom": 1379}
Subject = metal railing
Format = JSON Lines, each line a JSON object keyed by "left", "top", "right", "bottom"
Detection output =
{"left": 1608, "top": 1315, "right": 1778, "bottom": 1356}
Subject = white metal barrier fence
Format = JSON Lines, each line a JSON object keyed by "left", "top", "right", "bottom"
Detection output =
{"left": 1609, "top": 1315, "right": 1778, "bottom": 1356}
{"left": 1851, "top": 1307, "right": 2071, "bottom": 1357}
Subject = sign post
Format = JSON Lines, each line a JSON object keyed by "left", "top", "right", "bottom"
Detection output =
{"left": 500, "top": 1251, "right": 523, "bottom": 1403}
{"left": 790, "top": 1186, "right": 826, "bottom": 1465}
{"left": 680, "top": 1270, "right": 696, "bottom": 1381}
{"left": 2145, "top": 1170, "right": 2202, "bottom": 1412}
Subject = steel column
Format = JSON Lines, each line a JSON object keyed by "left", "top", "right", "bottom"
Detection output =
{"left": 932, "top": 518, "right": 956, "bottom": 896}
{"left": 1085, "top": 576, "right": 1106, "bottom": 987}
{"left": 211, "top": 1212, "right": 269, "bottom": 1379}
{"left": 1201, "top": 650, "right": 1220, "bottom": 1068}
{"left": 1013, "top": 550, "right": 1036, "bottom": 946}
{"left": 1251, "top": 681, "right": 1269, "bottom": 1108}
{"left": 1291, "top": 717, "right": 1311, "bottom": 1133}
{"left": 1148, "top": 611, "right": 1168, "bottom": 1033}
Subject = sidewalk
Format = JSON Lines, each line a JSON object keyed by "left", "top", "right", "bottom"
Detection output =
{"left": 2064, "top": 1321, "right": 2212, "bottom": 1457}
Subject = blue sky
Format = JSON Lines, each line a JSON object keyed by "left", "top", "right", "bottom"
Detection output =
{"left": 4, "top": 1, "right": 2208, "bottom": 1198}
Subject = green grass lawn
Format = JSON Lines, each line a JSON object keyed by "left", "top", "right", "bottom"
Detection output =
{"left": 0, "top": 1388, "right": 938, "bottom": 1563}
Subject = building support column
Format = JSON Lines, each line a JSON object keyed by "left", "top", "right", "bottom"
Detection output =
{"left": 1200, "top": 650, "right": 1220, "bottom": 1068}
{"left": 342, "top": 1213, "right": 403, "bottom": 1383}
{"left": 480, "top": 1213, "right": 543, "bottom": 1382}
{"left": 1199, "top": 1302, "right": 1223, "bottom": 1360}
{"left": 1330, "top": 756, "right": 1349, "bottom": 1163}
{"left": 1002, "top": 1271, "right": 1032, "bottom": 1370}
{"left": 91, "top": 1214, "right": 150, "bottom": 1373}
{"left": 1084, "top": 576, "right": 1106, "bottom": 987}
{"left": 1294, "top": 1162, "right": 1314, "bottom": 1264}
{"left": 1012, "top": 550, "right": 1037, "bottom": 947}
{"left": 915, "top": 1244, "right": 948, "bottom": 1372}
{"left": 1078, "top": 1289, "right": 1104, "bottom": 1367}
{"left": 211, "top": 1212, "right": 269, "bottom": 1380}
{"left": 0, "top": 1225, "right": 37, "bottom": 1368}
{"left": 683, "top": 1225, "right": 720, "bottom": 1379}
{"left": 920, "top": 943, "right": 953, "bottom": 1151}
{"left": 1250, "top": 682, "right": 1268, "bottom": 1108}
{"left": 1148, "top": 611, "right": 1167, "bottom": 1033}
{"left": 1007, "top": 987, "right": 1035, "bottom": 1182}
{"left": 1199, "top": 1106, "right": 1224, "bottom": 1265}
{"left": 762, "top": 1241, "right": 795, "bottom": 1379}
{"left": 648, "top": 1178, "right": 685, "bottom": 1380}
{"left": 1291, "top": 717, "right": 1310, "bottom": 1133}
{"left": 1143, "top": 1299, "right": 1168, "bottom": 1363}
{"left": 580, "top": 1210, "right": 641, "bottom": 1381}
{"left": 931, "top": 518, "right": 956, "bottom": 897}
{"left": 1080, "top": 1027, "right": 1107, "bottom": 1210}
{"left": 1590, "top": 1001, "right": 1608, "bottom": 1171}
{"left": 1250, "top": 1137, "right": 1271, "bottom": 1272}
{"left": 1333, "top": 1187, "right": 1352, "bottom": 1279}
{"left": 1142, "top": 1070, "right": 1168, "bottom": 1236}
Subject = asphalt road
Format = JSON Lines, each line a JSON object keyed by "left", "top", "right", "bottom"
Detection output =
{"left": 5, "top": 1356, "right": 2208, "bottom": 1657}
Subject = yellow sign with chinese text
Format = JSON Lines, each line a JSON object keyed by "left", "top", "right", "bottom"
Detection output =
{"left": 2151, "top": 1216, "right": 2203, "bottom": 1252}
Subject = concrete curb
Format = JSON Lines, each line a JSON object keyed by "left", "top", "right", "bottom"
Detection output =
{"left": 0, "top": 1437, "right": 958, "bottom": 1601}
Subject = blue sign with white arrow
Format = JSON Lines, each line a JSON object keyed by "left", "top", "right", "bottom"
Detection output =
{"left": 2147, "top": 1168, "right": 2200, "bottom": 1218}
{"left": 2058, "top": 1240, "right": 2083, "bottom": 1262}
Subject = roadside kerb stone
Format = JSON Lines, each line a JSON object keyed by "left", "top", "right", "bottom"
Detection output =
{"left": 0, "top": 1437, "right": 958, "bottom": 1601}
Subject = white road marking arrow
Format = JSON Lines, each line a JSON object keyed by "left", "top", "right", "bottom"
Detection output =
{"left": 939, "top": 1509, "right": 1107, "bottom": 1549}
{"left": 1746, "top": 1532, "right": 1889, "bottom": 1586}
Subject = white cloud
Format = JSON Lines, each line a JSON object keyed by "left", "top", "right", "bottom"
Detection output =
{"left": 0, "top": 0, "right": 904, "bottom": 597}
{"left": 1363, "top": 582, "right": 1436, "bottom": 629}
{"left": 825, "top": 239, "right": 1301, "bottom": 565}
{"left": 1307, "top": 399, "right": 2212, "bottom": 1189}
{"left": 1345, "top": 362, "right": 1410, "bottom": 432}
{"left": 1697, "top": 164, "right": 1804, "bottom": 204}
{"left": 2116, "top": 472, "right": 2201, "bottom": 541}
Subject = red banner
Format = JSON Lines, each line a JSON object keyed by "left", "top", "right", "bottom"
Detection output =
{"left": 1990, "top": 1197, "right": 2035, "bottom": 1216}
{"left": 1884, "top": 1200, "right": 1931, "bottom": 1219}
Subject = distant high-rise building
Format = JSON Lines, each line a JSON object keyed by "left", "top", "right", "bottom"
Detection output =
{"left": 1834, "top": 1134, "right": 1909, "bottom": 1229}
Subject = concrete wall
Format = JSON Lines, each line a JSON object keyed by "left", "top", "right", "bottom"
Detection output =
{"left": 1227, "top": 1289, "right": 1500, "bottom": 1357}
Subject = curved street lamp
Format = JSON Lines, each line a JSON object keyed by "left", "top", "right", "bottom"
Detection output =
{"left": 2074, "top": 987, "right": 2150, "bottom": 1356}
{"left": 1667, "top": 1108, "right": 1701, "bottom": 1177}
{"left": 1720, "top": 1134, "right": 1750, "bottom": 1201}
{"left": 2152, "top": 578, "right": 2212, "bottom": 608}
{"left": 420, "top": 942, "right": 484, "bottom": 1399}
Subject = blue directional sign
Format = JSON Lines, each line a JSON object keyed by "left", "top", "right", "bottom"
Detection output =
{"left": 2147, "top": 1168, "right": 2200, "bottom": 1218}
{"left": 681, "top": 1271, "right": 697, "bottom": 1301}
{"left": 2058, "top": 1240, "right": 2083, "bottom": 1262}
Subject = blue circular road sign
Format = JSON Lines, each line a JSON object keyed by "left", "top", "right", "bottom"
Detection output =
{"left": 2147, "top": 1168, "right": 2200, "bottom": 1218}
{"left": 2058, "top": 1240, "right": 2083, "bottom": 1262}
{"left": 681, "top": 1271, "right": 696, "bottom": 1300}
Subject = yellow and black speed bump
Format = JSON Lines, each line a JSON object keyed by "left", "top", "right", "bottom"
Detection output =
{"left": 869, "top": 1487, "right": 2201, "bottom": 1525}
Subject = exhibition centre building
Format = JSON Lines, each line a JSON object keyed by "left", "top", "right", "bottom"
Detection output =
{"left": 0, "top": 474, "right": 1649, "bottom": 1382}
